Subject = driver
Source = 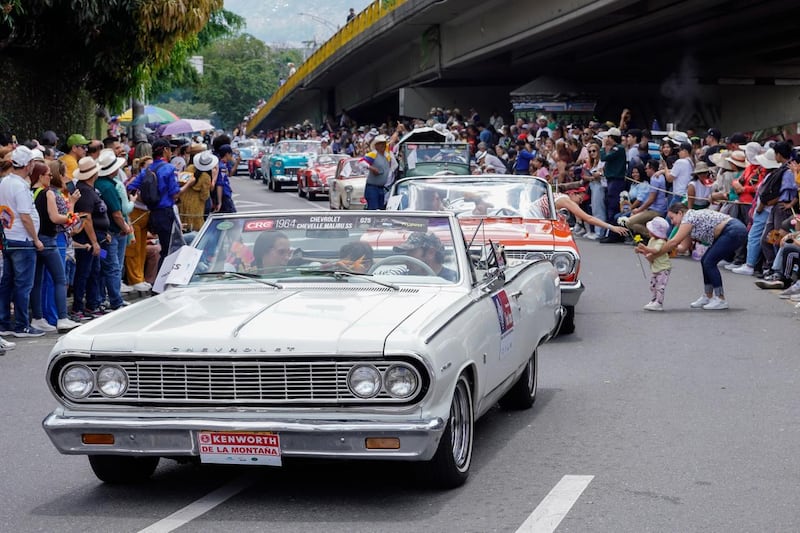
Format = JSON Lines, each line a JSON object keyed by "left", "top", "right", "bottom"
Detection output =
{"left": 472, "top": 197, "right": 494, "bottom": 216}
{"left": 253, "top": 230, "right": 291, "bottom": 269}
{"left": 393, "top": 232, "right": 458, "bottom": 281}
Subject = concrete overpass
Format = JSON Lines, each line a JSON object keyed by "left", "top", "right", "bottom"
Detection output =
{"left": 247, "top": 0, "right": 800, "bottom": 135}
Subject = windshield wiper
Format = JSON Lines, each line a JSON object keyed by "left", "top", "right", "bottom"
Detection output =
{"left": 195, "top": 271, "right": 283, "bottom": 289}
{"left": 300, "top": 269, "right": 399, "bottom": 290}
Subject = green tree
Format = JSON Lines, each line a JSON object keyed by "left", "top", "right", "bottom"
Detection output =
{"left": 0, "top": 0, "right": 222, "bottom": 139}
{"left": 198, "top": 34, "right": 275, "bottom": 130}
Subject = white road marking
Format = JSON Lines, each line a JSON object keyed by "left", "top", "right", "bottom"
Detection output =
{"left": 515, "top": 475, "right": 594, "bottom": 533}
{"left": 137, "top": 474, "right": 257, "bottom": 533}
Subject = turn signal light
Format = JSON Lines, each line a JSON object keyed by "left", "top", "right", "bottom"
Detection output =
{"left": 365, "top": 437, "right": 400, "bottom": 450}
{"left": 82, "top": 433, "right": 115, "bottom": 445}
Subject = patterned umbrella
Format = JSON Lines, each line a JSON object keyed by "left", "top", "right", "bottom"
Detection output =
{"left": 118, "top": 105, "right": 179, "bottom": 125}
{"left": 159, "top": 119, "right": 215, "bottom": 136}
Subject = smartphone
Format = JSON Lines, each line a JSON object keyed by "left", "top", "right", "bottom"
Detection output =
{"left": 99, "top": 249, "right": 107, "bottom": 259}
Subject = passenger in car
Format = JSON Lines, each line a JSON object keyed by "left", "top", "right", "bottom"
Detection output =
{"left": 253, "top": 231, "right": 291, "bottom": 269}
{"left": 393, "top": 232, "right": 457, "bottom": 281}
{"left": 338, "top": 242, "right": 374, "bottom": 273}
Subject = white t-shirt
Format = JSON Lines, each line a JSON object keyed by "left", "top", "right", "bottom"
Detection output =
{"left": 670, "top": 158, "right": 693, "bottom": 196}
{"left": 0, "top": 172, "right": 39, "bottom": 241}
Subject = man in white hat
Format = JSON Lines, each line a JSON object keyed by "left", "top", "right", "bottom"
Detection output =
{"left": 0, "top": 145, "right": 46, "bottom": 338}
{"left": 361, "top": 134, "right": 393, "bottom": 209}
{"left": 95, "top": 149, "right": 133, "bottom": 306}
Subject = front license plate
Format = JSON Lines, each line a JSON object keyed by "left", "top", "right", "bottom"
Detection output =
{"left": 198, "top": 431, "right": 282, "bottom": 466}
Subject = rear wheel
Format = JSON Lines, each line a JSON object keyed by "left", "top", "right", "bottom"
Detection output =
{"left": 88, "top": 455, "right": 159, "bottom": 484}
{"left": 426, "top": 374, "right": 473, "bottom": 489}
{"left": 499, "top": 350, "right": 538, "bottom": 410}
{"left": 558, "top": 306, "right": 575, "bottom": 335}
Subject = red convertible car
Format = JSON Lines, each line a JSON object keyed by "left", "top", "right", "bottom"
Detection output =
{"left": 297, "top": 154, "right": 350, "bottom": 200}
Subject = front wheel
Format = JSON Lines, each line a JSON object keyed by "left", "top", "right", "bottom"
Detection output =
{"left": 499, "top": 350, "right": 538, "bottom": 410}
{"left": 426, "top": 374, "right": 473, "bottom": 489}
{"left": 558, "top": 306, "right": 575, "bottom": 335}
{"left": 88, "top": 455, "right": 159, "bottom": 484}
{"left": 298, "top": 184, "right": 306, "bottom": 198}
{"left": 273, "top": 179, "right": 282, "bottom": 192}
{"left": 308, "top": 191, "right": 317, "bottom": 201}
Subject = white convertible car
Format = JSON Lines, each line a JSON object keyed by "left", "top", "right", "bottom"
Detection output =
{"left": 43, "top": 211, "right": 563, "bottom": 488}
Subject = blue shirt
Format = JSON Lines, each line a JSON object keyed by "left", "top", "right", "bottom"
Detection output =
{"left": 127, "top": 159, "right": 180, "bottom": 209}
{"left": 647, "top": 174, "right": 668, "bottom": 215}
{"left": 779, "top": 167, "right": 798, "bottom": 202}
{"left": 515, "top": 149, "right": 535, "bottom": 172}
{"left": 217, "top": 162, "right": 233, "bottom": 198}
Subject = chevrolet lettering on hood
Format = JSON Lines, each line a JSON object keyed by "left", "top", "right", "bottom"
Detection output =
{"left": 42, "top": 209, "right": 562, "bottom": 490}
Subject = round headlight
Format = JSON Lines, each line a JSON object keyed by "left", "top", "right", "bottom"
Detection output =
{"left": 61, "top": 364, "right": 94, "bottom": 399}
{"left": 274, "top": 160, "right": 283, "bottom": 167}
{"left": 96, "top": 365, "right": 128, "bottom": 398}
{"left": 383, "top": 365, "right": 418, "bottom": 399}
{"left": 347, "top": 365, "right": 382, "bottom": 398}
{"left": 551, "top": 253, "right": 576, "bottom": 275}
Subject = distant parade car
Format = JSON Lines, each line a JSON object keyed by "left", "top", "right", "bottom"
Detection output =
{"left": 232, "top": 139, "right": 259, "bottom": 177}
{"left": 261, "top": 140, "right": 321, "bottom": 191}
{"left": 397, "top": 127, "right": 471, "bottom": 178}
{"left": 387, "top": 175, "right": 583, "bottom": 334}
{"left": 329, "top": 157, "right": 368, "bottom": 210}
{"left": 296, "top": 153, "right": 349, "bottom": 200}
{"left": 42, "top": 210, "right": 563, "bottom": 488}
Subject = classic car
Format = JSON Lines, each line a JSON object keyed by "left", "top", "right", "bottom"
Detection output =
{"left": 387, "top": 175, "right": 583, "bottom": 334}
{"left": 329, "top": 157, "right": 368, "bottom": 210}
{"left": 42, "top": 210, "right": 563, "bottom": 489}
{"left": 297, "top": 153, "right": 350, "bottom": 200}
{"left": 232, "top": 139, "right": 260, "bottom": 177}
{"left": 398, "top": 127, "right": 471, "bottom": 178}
{"left": 261, "top": 140, "right": 322, "bottom": 191}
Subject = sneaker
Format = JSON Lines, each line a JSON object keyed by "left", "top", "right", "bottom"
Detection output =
{"left": 755, "top": 278, "right": 786, "bottom": 289}
{"left": 132, "top": 281, "right": 152, "bottom": 292}
{"left": 643, "top": 301, "right": 663, "bottom": 311}
{"left": 690, "top": 295, "right": 711, "bottom": 308}
{"left": 56, "top": 318, "right": 81, "bottom": 331}
{"left": 703, "top": 297, "right": 730, "bottom": 310}
{"left": 724, "top": 263, "right": 742, "bottom": 271}
{"left": 717, "top": 260, "right": 732, "bottom": 267}
{"left": 85, "top": 306, "right": 109, "bottom": 318}
{"left": 0, "top": 337, "right": 16, "bottom": 350}
{"left": 731, "top": 264, "right": 754, "bottom": 275}
{"left": 69, "top": 311, "right": 94, "bottom": 322}
{"left": 585, "top": 233, "right": 600, "bottom": 241}
{"left": 12, "top": 326, "right": 46, "bottom": 338}
{"left": 31, "top": 318, "right": 57, "bottom": 332}
{"left": 120, "top": 283, "right": 134, "bottom": 294}
{"left": 790, "top": 293, "right": 800, "bottom": 302}
{"left": 780, "top": 283, "right": 800, "bottom": 298}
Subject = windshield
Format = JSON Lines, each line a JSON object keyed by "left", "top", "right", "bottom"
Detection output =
{"left": 337, "top": 159, "right": 368, "bottom": 178}
{"left": 277, "top": 141, "right": 320, "bottom": 154}
{"left": 403, "top": 143, "right": 470, "bottom": 168}
{"left": 191, "top": 213, "right": 462, "bottom": 284}
{"left": 390, "top": 178, "right": 554, "bottom": 219}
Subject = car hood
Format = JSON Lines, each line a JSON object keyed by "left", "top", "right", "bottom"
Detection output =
{"left": 458, "top": 218, "right": 555, "bottom": 247}
{"left": 54, "top": 286, "right": 441, "bottom": 355}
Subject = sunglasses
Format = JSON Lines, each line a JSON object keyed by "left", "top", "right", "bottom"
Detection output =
{"left": 588, "top": 149, "right": 597, "bottom": 153}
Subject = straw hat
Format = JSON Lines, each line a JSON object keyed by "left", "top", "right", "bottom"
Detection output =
{"left": 73, "top": 156, "right": 100, "bottom": 181}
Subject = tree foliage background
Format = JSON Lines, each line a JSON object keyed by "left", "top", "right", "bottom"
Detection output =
{"left": 0, "top": 0, "right": 225, "bottom": 139}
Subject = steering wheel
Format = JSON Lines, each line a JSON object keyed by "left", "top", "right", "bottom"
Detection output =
{"left": 368, "top": 255, "right": 437, "bottom": 276}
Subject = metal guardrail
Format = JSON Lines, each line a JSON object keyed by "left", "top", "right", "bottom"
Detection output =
{"left": 246, "top": 0, "right": 407, "bottom": 133}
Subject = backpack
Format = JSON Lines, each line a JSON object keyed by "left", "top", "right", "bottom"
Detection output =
{"left": 759, "top": 164, "right": 787, "bottom": 206}
{"left": 139, "top": 161, "right": 163, "bottom": 210}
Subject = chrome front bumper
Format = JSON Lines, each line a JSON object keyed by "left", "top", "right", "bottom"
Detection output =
{"left": 560, "top": 280, "right": 585, "bottom": 307}
{"left": 42, "top": 412, "right": 446, "bottom": 461}
{"left": 273, "top": 170, "right": 299, "bottom": 182}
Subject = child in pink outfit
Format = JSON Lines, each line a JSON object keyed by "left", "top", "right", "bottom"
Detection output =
{"left": 635, "top": 217, "right": 673, "bottom": 311}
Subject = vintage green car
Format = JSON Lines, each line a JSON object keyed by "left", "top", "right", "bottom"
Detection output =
{"left": 398, "top": 127, "right": 471, "bottom": 178}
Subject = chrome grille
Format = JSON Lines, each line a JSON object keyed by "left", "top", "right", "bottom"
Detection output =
{"left": 504, "top": 249, "right": 552, "bottom": 260}
{"left": 68, "top": 359, "right": 425, "bottom": 405}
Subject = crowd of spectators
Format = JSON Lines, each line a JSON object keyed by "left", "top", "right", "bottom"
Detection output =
{"left": 241, "top": 105, "right": 800, "bottom": 308}
{"left": 0, "top": 128, "right": 244, "bottom": 354}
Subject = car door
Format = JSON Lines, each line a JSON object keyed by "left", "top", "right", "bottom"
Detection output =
{"left": 480, "top": 274, "right": 524, "bottom": 393}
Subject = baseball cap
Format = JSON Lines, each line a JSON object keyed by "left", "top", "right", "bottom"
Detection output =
{"left": 706, "top": 128, "right": 722, "bottom": 141}
{"left": 393, "top": 232, "right": 444, "bottom": 253}
{"left": 678, "top": 142, "right": 693, "bottom": 152}
{"left": 66, "top": 133, "right": 90, "bottom": 148}
{"left": 151, "top": 138, "right": 171, "bottom": 152}
{"left": 10, "top": 145, "right": 33, "bottom": 167}
{"left": 727, "top": 132, "right": 747, "bottom": 145}
{"left": 566, "top": 186, "right": 587, "bottom": 195}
